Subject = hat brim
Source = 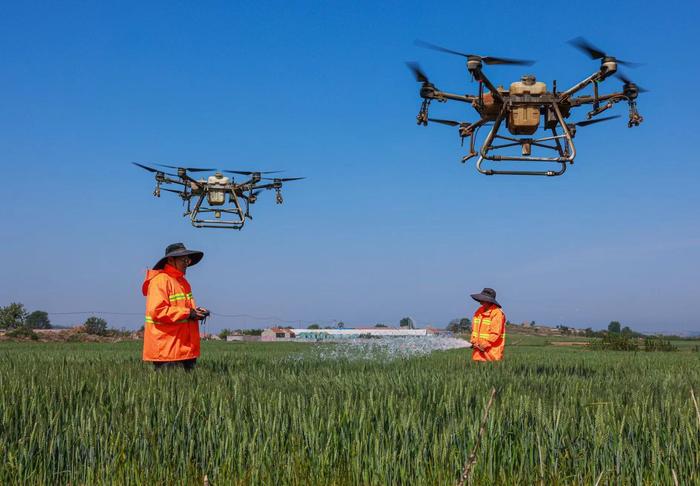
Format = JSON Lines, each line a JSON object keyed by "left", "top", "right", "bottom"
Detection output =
{"left": 153, "top": 250, "right": 204, "bottom": 270}
{"left": 471, "top": 293, "right": 500, "bottom": 307}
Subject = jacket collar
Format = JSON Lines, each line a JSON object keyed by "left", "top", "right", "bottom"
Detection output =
{"left": 163, "top": 263, "right": 185, "bottom": 279}
{"left": 479, "top": 303, "right": 497, "bottom": 315}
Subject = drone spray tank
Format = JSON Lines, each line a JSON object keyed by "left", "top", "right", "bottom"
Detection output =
{"left": 206, "top": 172, "right": 230, "bottom": 219}
{"left": 508, "top": 75, "right": 546, "bottom": 139}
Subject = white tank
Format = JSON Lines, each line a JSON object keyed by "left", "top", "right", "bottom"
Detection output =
{"left": 509, "top": 75, "right": 546, "bottom": 96}
{"left": 208, "top": 173, "right": 230, "bottom": 185}
{"left": 207, "top": 173, "right": 229, "bottom": 205}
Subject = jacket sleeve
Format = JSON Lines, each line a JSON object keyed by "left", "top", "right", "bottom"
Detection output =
{"left": 481, "top": 311, "right": 505, "bottom": 346}
{"left": 146, "top": 275, "right": 191, "bottom": 324}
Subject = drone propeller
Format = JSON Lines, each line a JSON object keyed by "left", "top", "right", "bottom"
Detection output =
{"left": 567, "top": 37, "right": 642, "bottom": 67}
{"left": 428, "top": 118, "right": 462, "bottom": 127}
{"left": 223, "top": 170, "right": 283, "bottom": 176}
{"left": 406, "top": 61, "right": 432, "bottom": 84}
{"left": 261, "top": 177, "right": 305, "bottom": 182}
{"left": 155, "top": 163, "right": 216, "bottom": 172}
{"left": 615, "top": 73, "right": 649, "bottom": 93}
{"left": 572, "top": 115, "right": 621, "bottom": 127}
{"left": 414, "top": 40, "right": 535, "bottom": 66}
{"left": 132, "top": 162, "right": 177, "bottom": 177}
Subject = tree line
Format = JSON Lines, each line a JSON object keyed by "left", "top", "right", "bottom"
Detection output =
{"left": 1, "top": 302, "right": 116, "bottom": 337}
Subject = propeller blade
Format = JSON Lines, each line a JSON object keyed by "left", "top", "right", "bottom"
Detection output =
{"left": 132, "top": 162, "right": 177, "bottom": 177}
{"left": 575, "top": 115, "right": 621, "bottom": 127}
{"left": 616, "top": 59, "right": 644, "bottom": 68}
{"left": 133, "top": 162, "right": 159, "bottom": 173}
{"left": 428, "top": 118, "right": 461, "bottom": 127}
{"left": 155, "top": 164, "right": 216, "bottom": 172}
{"left": 568, "top": 37, "right": 606, "bottom": 59}
{"left": 223, "top": 170, "right": 283, "bottom": 176}
{"left": 568, "top": 37, "right": 641, "bottom": 67}
{"left": 415, "top": 40, "right": 535, "bottom": 66}
{"left": 481, "top": 56, "right": 535, "bottom": 66}
{"left": 261, "top": 177, "right": 305, "bottom": 182}
{"left": 406, "top": 61, "right": 430, "bottom": 83}
{"left": 615, "top": 73, "right": 649, "bottom": 92}
{"left": 414, "top": 39, "right": 470, "bottom": 58}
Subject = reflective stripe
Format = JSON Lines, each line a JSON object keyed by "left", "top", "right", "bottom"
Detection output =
{"left": 145, "top": 315, "right": 190, "bottom": 325}
{"left": 168, "top": 292, "right": 194, "bottom": 302}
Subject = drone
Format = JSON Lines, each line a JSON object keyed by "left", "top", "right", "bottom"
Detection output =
{"left": 133, "top": 163, "right": 303, "bottom": 229}
{"left": 408, "top": 37, "right": 646, "bottom": 176}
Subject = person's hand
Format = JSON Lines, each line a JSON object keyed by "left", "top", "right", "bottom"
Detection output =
{"left": 188, "top": 308, "right": 208, "bottom": 320}
{"left": 196, "top": 307, "right": 210, "bottom": 317}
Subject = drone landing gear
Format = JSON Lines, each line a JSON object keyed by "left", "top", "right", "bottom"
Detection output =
{"left": 188, "top": 193, "right": 246, "bottom": 229}
{"left": 475, "top": 103, "right": 575, "bottom": 176}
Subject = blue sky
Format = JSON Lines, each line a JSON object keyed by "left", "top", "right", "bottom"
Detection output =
{"left": 1, "top": 0, "right": 699, "bottom": 334}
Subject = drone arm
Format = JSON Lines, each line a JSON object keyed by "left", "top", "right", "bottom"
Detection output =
{"left": 421, "top": 88, "right": 476, "bottom": 103}
{"left": 558, "top": 70, "right": 612, "bottom": 103}
{"left": 161, "top": 177, "right": 188, "bottom": 186}
{"left": 470, "top": 68, "right": 503, "bottom": 103}
{"left": 569, "top": 92, "right": 626, "bottom": 106}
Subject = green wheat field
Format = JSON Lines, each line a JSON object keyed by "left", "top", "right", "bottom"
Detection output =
{"left": 1, "top": 341, "right": 698, "bottom": 484}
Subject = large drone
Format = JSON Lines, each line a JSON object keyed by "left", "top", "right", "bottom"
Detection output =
{"left": 409, "top": 37, "right": 646, "bottom": 176}
{"left": 133, "top": 163, "right": 303, "bottom": 229}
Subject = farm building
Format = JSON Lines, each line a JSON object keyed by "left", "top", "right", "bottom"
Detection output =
{"left": 261, "top": 327, "right": 296, "bottom": 341}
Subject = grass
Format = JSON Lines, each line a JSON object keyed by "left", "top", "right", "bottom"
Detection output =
{"left": 0, "top": 341, "right": 698, "bottom": 484}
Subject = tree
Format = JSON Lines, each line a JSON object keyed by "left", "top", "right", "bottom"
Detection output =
{"left": 530, "top": 321, "right": 536, "bottom": 327}
{"left": 26, "top": 310, "right": 51, "bottom": 329}
{"left": 336, "top": 321, "right": 345, "bottom": 329}
{"left": 308, "top": 324, "right": 320, "bottom": 330}
{"left": 240, "top": 329, "right": 263, "bottom": 336}
{"left": 374, "top": 323, "right": 388, "bottom": 328}
{"left": 446, "top": 318, "right": 470, "bottom": 333}
{"left": 218, "top": 328, "right": 233, "bottom": 340}
{"left": 84, "top": 316, "right": 108, "bottom": 335}
{"left": 621, "top": 326, "right": 633, "bottom": 337}
{"left": 0, "top": 303, "right": 28, "bottom": 329}
{"left": 608, "top": 321, "right": 621, "bottom": 334}
{"left": 399, "top": 317, "right": 415, "bottom": 329}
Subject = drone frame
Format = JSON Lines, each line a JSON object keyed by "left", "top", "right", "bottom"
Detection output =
{"left": 140, "top": 165, "right": 296, "bottom": 229}
{"left": 412, "top": 44, "right": 644, "bottom": 176}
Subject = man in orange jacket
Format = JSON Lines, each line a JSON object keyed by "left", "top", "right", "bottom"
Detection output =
{"left": 469, "top": 287, "right": 506, "bottom": 362}
{"left": 142, "top": 243, "right": 209, "bottom": 370}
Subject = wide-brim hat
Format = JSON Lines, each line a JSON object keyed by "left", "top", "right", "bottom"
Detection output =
{"left": 470, "top": 287, "right": 500, "bottom": 307}
{"left": 153, "top": 242, "right": 204, "bottom": 270}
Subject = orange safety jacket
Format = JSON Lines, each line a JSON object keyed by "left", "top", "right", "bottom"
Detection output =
{"left": 470, "top": 304, "right": 506, "bottom": 361}
{"left": 142, "top": 264, "right": 200, "bottom": 362}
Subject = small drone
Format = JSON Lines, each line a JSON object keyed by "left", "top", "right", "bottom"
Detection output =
{"left": 409, "top": 37, "right": 646, "bottom": 176}
{"left": 133, "top": 163, "right": 303, "bottom": 229}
